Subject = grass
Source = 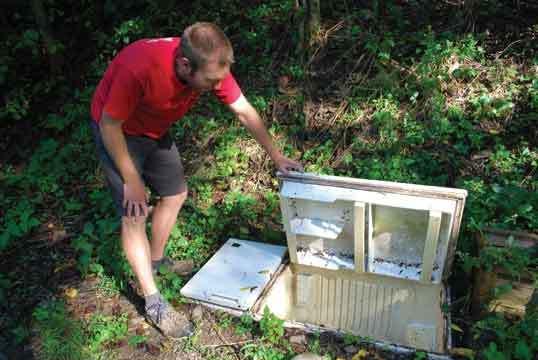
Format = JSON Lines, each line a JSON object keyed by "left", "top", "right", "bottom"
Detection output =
{"left": 33, "top": 298, "right": 139, "bottom": 360}
{"left": 86, "top": 312, "right": 129, "bottom": 353}
{"left": 33, "top": 301, "right": 89, "bottom": 360}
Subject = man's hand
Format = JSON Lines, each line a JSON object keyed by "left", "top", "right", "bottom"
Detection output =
{"left": 123, "top": 178, "right": 148, "bottom": 220}
{"left": 273, "top": 153, "right": 303, "bottom": 175}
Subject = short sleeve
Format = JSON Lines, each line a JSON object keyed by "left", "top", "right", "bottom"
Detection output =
{"left": 102, "top": 66, "right": 143, "bottom": 121}
{"left": 213, "top": 72, "right": 242, "bottom": 105}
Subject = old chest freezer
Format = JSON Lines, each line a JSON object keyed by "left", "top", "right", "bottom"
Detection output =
{"left": 181, "top": 172, "right": 467, "bottom": 354}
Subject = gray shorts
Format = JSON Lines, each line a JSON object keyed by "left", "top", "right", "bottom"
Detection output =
{"left": 90, "top": 121, "right": 186, "bottom": 217}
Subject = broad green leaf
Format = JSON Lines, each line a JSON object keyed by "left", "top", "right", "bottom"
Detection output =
{"left": 514, "top": 340, "right": 532, "bottom": 360}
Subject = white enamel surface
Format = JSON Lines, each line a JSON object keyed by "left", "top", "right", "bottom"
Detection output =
{"left": 180, "top": 239, "right": 287, "bottom": 310}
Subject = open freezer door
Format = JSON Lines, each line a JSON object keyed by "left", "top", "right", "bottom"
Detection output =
{"left": 180, "top": 238, "right": 287, "bottom": 311}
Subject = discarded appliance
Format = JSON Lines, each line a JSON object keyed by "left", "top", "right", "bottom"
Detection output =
{"left": 181, "top": 172, "right": 468, "bottom": 355}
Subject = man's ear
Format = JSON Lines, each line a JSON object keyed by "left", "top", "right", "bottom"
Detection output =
{"left": 176, "top": 56, "right": 191, "bottom": 74}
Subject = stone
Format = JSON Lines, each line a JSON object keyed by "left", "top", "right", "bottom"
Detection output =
{"left": 191, "top": 304, "right": 203, "bottom": 322}
{"left": 344, "top": 345, "right": 359, "bottom": 354}
{"left": 292, "top": 353, "right": 324, "bottom": 360}
{"left": 289, "top": 334, "right": 307, "bottom": 345}
{"left": 291, "top": 343, "right": 307, "bottom": 354}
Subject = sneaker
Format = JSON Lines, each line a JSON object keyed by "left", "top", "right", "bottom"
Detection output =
{"left": 153, "top": 257, "right": 194, "bottom": 276}
{"left": 145, "top": 298, "right": 194, "bottom": 338}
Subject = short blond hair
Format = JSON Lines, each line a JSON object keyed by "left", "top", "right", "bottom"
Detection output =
{"left": 180, "top": 22, "right": 234, "bottom": 72}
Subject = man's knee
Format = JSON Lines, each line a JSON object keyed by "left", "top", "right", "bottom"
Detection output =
{"left": 121, "top": 216, "right": 148, "bottom": 233}
{"left": 160, "top": 188, "right": 188, "bottom": 209}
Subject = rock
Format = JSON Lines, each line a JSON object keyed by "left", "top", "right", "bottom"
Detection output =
{"left": 171, "top": 259, "right": 195, "bottom": 276}
{"left": 289, "top": 334, "right": 307, "bottom": 345}
{"left": 145, "top": 342, "right": 161, "bottom": 356}
{"left": 292, "top": 353, "right": 324, "bottom": 360}
{"left": 51, "top": 229, "right": 68, "bottom": 243}
{"left": 191, "top": 304, "right": 203, "bottom": 322}
{"left": 291, "top": 343, "right": 308, "bottom": 354}
{"left": 344, "top": 345, "right": 359, "bottom": 354}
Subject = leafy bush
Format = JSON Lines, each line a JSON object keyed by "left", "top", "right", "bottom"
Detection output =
{"left": 260, "top": 307, "right": 285, "bottom": 345}
{"left": 473, "top": 312, "right": 538, "bottom": 360}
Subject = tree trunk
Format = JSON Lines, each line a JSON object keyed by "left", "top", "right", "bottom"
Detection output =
{"left": 470, "top": 231, "right": 490, "bottom": 319}
{"left": 306, "top": 0, "right": 321, "bottom": 47}
{"left": 30, "top": 0, "right": 64, "bottom": 75}
{"left": 463, "top": 0, "right": 478, "bottom": 32}
{"left": 297, "top": 0, "right": 321, "bottom": 61}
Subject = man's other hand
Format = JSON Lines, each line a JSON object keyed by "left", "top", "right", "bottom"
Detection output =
{"left": 273, "top": 154, "right": 304, "bottom": 175}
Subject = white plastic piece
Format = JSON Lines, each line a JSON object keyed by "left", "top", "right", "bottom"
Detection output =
{"left": 421, "top": 211, "right": 442, "bottom": 283}
{"left": 354, "top": 202, "right": 366, "bottom": 272}
{"left": 280, "top": 197, "right": 298, "bottom": 262}
{"left": 290, "top": 217, "right": 345, "bottom": 239}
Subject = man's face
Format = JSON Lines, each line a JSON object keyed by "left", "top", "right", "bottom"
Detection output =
{"left": 177, "top": 57, "right": 229, "bottom": 92}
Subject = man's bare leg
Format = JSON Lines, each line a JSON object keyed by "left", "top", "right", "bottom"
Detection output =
{"left": 121, "top": 217, "right": 157, "bottom": 296}
{"left": 121, "top": 213, "right": 193, "bottom": 338}
{"left": 150, "top": 191, "right": 187, "bottom": 262}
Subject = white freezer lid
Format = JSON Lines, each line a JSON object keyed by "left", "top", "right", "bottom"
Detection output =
{"left": 180, "top": 238, "right": 287, "bottom": 311}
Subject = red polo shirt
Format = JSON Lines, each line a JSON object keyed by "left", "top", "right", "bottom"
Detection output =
{"left": 90, "top": 37, "right": 242, "bottom": 139}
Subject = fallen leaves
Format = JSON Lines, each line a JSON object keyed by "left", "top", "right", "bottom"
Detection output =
{"left": 351, "top": 349, "right": 369, "bottom": 359}
{"left": 450, "top": 347, "right": 475, "bottom": 358}
{"left": 240, "top": 286, "right": 258, "bottom": 292}
{"left": 64, "top": 287, "right": 78, "bottom": 299}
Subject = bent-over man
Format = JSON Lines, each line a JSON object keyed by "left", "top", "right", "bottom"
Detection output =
{"left": 90, "top": 22, "right": 302, "bottom": 337}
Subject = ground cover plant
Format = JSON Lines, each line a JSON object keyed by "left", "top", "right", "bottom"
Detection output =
{"left": 0, "top": 0, "right": 537, "bottom": 359}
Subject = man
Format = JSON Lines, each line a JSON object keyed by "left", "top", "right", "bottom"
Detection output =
{"left": 90, "top": 22, "right": 303, "bottom": 338}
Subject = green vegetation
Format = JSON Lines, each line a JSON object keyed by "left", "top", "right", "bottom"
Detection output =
{"left": 473, "top": 312, "right": 538, "bottom": 360}
{"left": 259, "top": 306, "right": 286, "bottom": 345}
{"left": 33, "top": 300, "right": 134, "bottom": 359}
{"left": 33, "top": 301, "right": 89, "bottom": 360}
{"left": 0, "top": 0, "right": 537, "bottom": 359}
{"left": 86, "top": 312, "right": 129, "bottom": 354}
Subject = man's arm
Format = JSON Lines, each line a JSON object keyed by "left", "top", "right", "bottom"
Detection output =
{"left": 228, "top": 94, "right": 303, "bottom": 174}
{"left": 99, "top": 112, "right": 147, "bottom": 218}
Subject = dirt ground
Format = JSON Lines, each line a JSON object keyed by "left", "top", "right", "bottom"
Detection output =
{"left": 0, "top": 222, "right": 436, "bottom": 360}
{"left": 25, "top": 272, "right": 417, "bottom": 359}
